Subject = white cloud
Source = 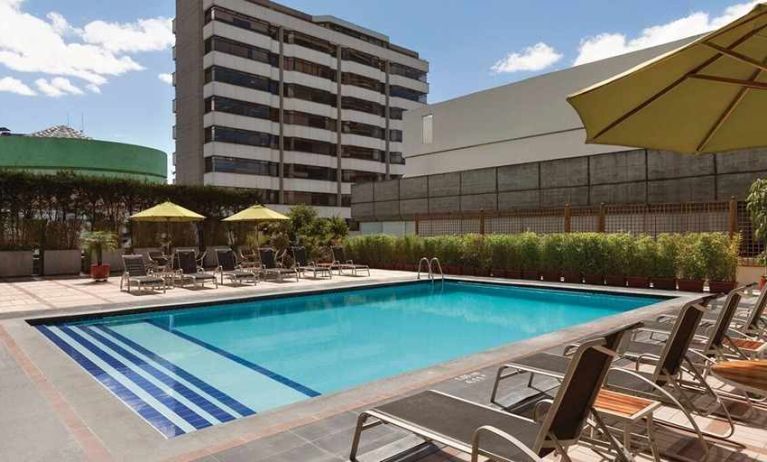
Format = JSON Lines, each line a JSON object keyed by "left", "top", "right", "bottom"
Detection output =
{"left": 574, "top": 1, "right": 761, "bottom": 65}
{"left": 82, "top": 18, "right": 174, "bottom": 54}
{"left": 35, "top": 77, "right": 83, "bottom": 97}
{"left": 158, "top": 72, "right": 173, "bottom": 85}
{"left": 491, "top": 42, "right": 563, "bottom": 74}
{"left": 0, "top": 0, "right": 173, "bottom": 96}
{"left": 0, "top": 76, "right": 35, "bottom": 95}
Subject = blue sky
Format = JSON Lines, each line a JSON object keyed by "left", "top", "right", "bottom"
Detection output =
{"left": 0, "top": 0, "right": 759, "bottom": 179}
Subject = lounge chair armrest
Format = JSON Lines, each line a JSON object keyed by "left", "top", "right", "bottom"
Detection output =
{"left": 471, "top": 425, "right": 543, "bottom": 462}
{"left": 685, "top": 348, "right": 717, "bottom": 366}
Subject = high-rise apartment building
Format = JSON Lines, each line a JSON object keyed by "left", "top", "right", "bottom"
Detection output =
{"left": 173, "top": 0, "right": 429, "bottom": 217}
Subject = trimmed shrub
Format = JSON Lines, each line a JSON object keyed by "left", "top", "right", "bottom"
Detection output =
{"left": 517, "top": 232, "right": 541, "bottom": 271}
{"left": 653, "top": 234, "right": 680, "bottom": 278}
{"left": 625, "top": 235, "right": 656, "bottom": 277}
{"left": 677, "top": 234, "right": 707, "bottom": 280}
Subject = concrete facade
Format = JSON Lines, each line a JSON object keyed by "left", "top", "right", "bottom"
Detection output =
{"left": 351, "top": 148, "right": 767, "bottom": 221}
{"left": 174, "top": 0, "right": 428, "bottom": 217}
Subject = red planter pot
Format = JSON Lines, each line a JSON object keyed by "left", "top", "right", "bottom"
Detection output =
{"left": 605, "top": 275, "right": 626, "bottom": 287}
{"left": 445, "top": 265, "right": 461, "bottom": 275}
{"left": 709, "top": 280, "right": 736, "bottom": 294}
{"left": 651, "top": 277, "right": 677, "bottom": 290}
{"left": 90, "top": 263, "right": 110, "bottom": 281}
{"left": 583, "top": 273, "right": 604, "bottom": 285}
{"left": 541, "top": 271, "right": 561, "bottom": 282}
{"left": 677, "top": 279, "right": 705, "bottom": 292}
{"left": 476, "top": 268, "right": 491, "bottom": 277}
{"left": 522, "top": 270, "right": 540, "bottom": 281}
{"left": 562, "top": 271, "right": 582, "bottom": 284}
{"left": 626, "top": 276, "right": 650, "bottom": 288}
{"left": 761, "top": 275, "right": 766, "bottom": 291}
{"left": 504, "top": 269, "right": 523, "bottom": 279}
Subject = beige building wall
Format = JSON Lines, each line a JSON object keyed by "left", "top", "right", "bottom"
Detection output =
{"left": 402, "top": 36, "right": 700, "bottom": 177}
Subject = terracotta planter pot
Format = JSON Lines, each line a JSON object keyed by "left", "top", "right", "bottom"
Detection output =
{"left": 562, "top": 271, "right": 582, "bottom": 284}
{"left": 541, "top": 271, "right": 561, "bottom": 282}
{"left": 504, "top": 269, "right": 523, "bottom": 279}
{"left": 445, "top": 265, "right": 460, "bottom": 275}
{"left": 605, "top": 275, "right": 626, "bottom": 287}
{"left": 90, "top": 263, "right": 110, "bottom": 281}
{"left": 626, "top": 276, "right": 650, "bottom": 288}
{"left": 583, "top": 273, "right": 604, "bottom": 285}
{"left": 476, "top": 268, "right": 491, "bottom": 277}
{"left": 761, "top": 275, "right": 766, "bottom": 291}
{"left": 491, "top": 269, "right": 505, "bottom": 278}
{"left": 522, "top": 270, "right": 540, "bottom": 280}
{"left": 709, "top": 280, "right": 736, "bottom": 294}
{"left": 651, "top": 277, "right": 677, "bottom": 290}
{"left": 677, "top": 279, "right": 705, "bottom": 292}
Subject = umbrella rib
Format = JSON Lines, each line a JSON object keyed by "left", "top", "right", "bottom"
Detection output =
{"left": 702, "top": 42, "right": 767, "bottom": 73}
{"left": 696, "top": 53, "right": 767, "bottom": 153}
{"left": 591, "top": 22, "right": 767, "bottom": 142}
{"left": 688, "top": 74, "right": 767, "bottom": 90}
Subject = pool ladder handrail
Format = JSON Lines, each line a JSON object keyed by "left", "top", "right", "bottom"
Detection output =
{"left": 417, "top": 257, "right": 444, "bottom": 282}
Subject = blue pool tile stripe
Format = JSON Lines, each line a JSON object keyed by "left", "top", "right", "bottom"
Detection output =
{"left": 57, "top": 326, "right": 212, "bottom": 432}
{"left": 146, "top": 320, "right": 321, "bottom": 398}
{"left": 79, "top": 326, "right": 238, "bottom": 425}
{"left": 36, "top": 325, "right": 185, "bottom": 438}
{"left": 95, "top": 325, "right": 255, "bottom": 418}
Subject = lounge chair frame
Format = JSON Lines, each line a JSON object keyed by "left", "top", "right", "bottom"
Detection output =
{"left": 291, "top": 246, "right": 332, "bottom": 279}
{"left": 213, "top": 249, "right": 258, "bottom": 285}
{"left": 258, "top": 248, "right": 299, "bottom": 282}
{"left": 351, "top": 337, "right": 625, "bottom": 462}
{"left": 331, "top": 246, "right": 370, "bottom": 277}
{"left": 120, "top": 254, "right": 166, "bottom": 294}
{"left": 174, "top": 250, "right": 219, "bottom": 288}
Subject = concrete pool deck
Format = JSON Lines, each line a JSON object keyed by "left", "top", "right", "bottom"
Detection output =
{"left": 1, "top": 272, "right": 764, "bottom": 461}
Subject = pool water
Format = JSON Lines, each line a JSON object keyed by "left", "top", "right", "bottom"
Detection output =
{"left": 36, "top": 281, "right": 665, "bottom": 437}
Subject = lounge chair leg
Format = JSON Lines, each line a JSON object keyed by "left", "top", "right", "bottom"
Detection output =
{"left": 349, "top": 413, "right": 370, "bottom": 461}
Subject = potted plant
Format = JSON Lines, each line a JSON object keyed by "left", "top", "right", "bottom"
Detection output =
{"left": 81, "top": 230, "right": 118, "bottom": 281}
{"left": 540, "top": 234, "right": 564, "bottom": 282}
{"left": 703, "top": 233, "right": 740, "bottom": 293}
{"left": 461, "top": 234, "right": 490, "bottom": 276}
{"left": 560, "top": 234, "right": 584, "bottom": 283}
{"left": 652, "top": 234, "right": 679, "bottom": 290}
{"left": 439, "top": 236, "right": 463, "bottom": 274}
{"left": 676, "top": 234, "right": 706, "bottom": 292}
{"left": 603, "top": 233, "right": 630, "bottom": 287}
{"left": 747, "top": 179, "right": 767, "bottom": 288}
{"left": 581, "top": 233, "right": 606, "bottom": 285}
{"left": 626, "top": 235, "right": 654, "bottom": 288}
{"left": 518, "top": 232, "right": 541, "bottom": 280}
{"left": 487, "top": 234, "right": 519, "bottom": 278}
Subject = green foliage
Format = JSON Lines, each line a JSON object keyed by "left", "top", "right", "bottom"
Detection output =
{"left": 676, "top": 234, "right": 707, "bottom": 280}
{"left": 700, "top": 233, "right": 740, "bottom": 282}
{"left": 286, "top": 205, "right": 348, "bottom": 260}
{"left": 579, "top": 233, "right": 608, "bottom": 275}
{"left": 625, "top": 235, "right": 656, "bottom": 277}
{"left": 44, "top": 220, "right": 82, "bottom": 250}
{"left": 560, "top": 234, "right": 587, "bottom": 274}
{"left": 747, "top": 178, "right": 767, "bottom": 243}
{"left": 517, "top": 232, "right": 541, "bottom": 270}
{"left": 80, "top": 230, "right": 118, "bottom": 265}
{"left": 539, "top": 234, "right": 565, "bottom": 272}
{"left": 486, "top": 234, "right": 520, "bottom": 270}
{"left": 653, "top": 234, "right": 680, "bottom": 278}
{"left": 603, "top": 233, "right": 632, "bottom": 275}
{"left": 433, "top": 235, "right": 463, "bottom": 266}
{"left": 460, "top": 234, "right": 490, "bottom": 270}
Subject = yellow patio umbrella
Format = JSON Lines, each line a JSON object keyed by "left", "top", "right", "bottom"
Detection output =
{"left": 222, "top": 204, "right": 288, "bottom": 246}
{"left": 130, "top": 201, "right": 206, "bottom": 253}
{"left": 568, "top": 3, "right": 767, "bottom": 154}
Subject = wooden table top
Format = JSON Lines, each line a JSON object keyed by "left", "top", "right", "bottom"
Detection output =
{"left": 595, "top": 389, "right": 659, "bottom": 420}
{"left": 711, "top": 360, "right": 767, "bottom": 394}
{"left": 730, "top": 338, "right": 765, "bottom": 352}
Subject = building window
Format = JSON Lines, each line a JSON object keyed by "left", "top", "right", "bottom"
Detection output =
{"left": 285, "top": 30, "right": 336, "bottom": 55}
{"left": 205, "top": 66, "right": 278, "bottom": 94}
{"left": 285, "top": 83, "right": 337, "bottom": 107}
{"left": 389, "top": 62, "right": 427, "bottom": 82}
{"left": 391, "top": 85, "right": 427, "bottom": 103}
{"left": 204, "top": 36, "right": 277, "bottom": 66}
{"left": 284, "top": 57, "right": 337, "bottom": 81}
{"left": 342, "top": 121, "right": 385, "bottom": 139}
{"left": 389, "top": 107, "right": 404, "bottom": 120}
{"left": 205, "top": 96, "right": 275, "bottom": 120}
{"left": 341, "top": 96, "right": 384, "bottom": 117}
{"left": 422, "top": 114, "right": 433, "bottom": 144}
{"left": 205, "top": 126, "right": 275, "bottom": 148}
{"left": 341, "top": 72, "right": 383, "bottom": 93}
{"left": 389, "top": 129, "right": 403, "bottom": 142}
{"left": 205, "top": 7, "right": 277, "bottom": 39}
{"left": 342, "top": 145, "right": 384, "bottom": 162}
{"left": 390, "top": 152, "right": 405, "bottom": 165}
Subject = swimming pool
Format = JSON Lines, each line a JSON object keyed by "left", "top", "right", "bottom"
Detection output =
{"left": 35, "top": 281, "right": 665, "bottom": 437}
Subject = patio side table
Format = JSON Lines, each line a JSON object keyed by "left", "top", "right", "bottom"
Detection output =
{"left": 711, "top": 359, "right": 767, "bottom": 396}
{"left": 590, "top": 389, "right": 662, "bottom": 461}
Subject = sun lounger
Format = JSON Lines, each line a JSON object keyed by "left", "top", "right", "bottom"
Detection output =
{"left": 214, "top": 249, "right": 257, "bottom": 285}
{"left": 120, "top": 254, "right": 166, "bottom": 294}
{"left": 331, "top": 246, "right": 370, "bottom": 276}
{"left": 258, "top": 248, "right": 298, "bottom": 282}
{"left": 493, "top": 298, "right": 733, "bottom": 446}
{"left": 351, "top": 335, "right": 624, "bottom": 462}
{"left": 291, "top": 246, "right": 332, "bottom": 279}
{"left": 175, "top": 250, "right": 218, "bottom": 288}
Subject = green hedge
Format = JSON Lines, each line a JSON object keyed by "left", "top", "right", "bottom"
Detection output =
{"left": 345, "top": 232, "right": 740, "bottom": 282}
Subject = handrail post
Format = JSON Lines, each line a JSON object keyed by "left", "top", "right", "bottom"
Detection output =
{"left": 728, "top": 196, "right": 737, "bottom": 238}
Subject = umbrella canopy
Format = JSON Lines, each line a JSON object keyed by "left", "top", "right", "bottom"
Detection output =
{"left": 222, "top": 204, "right": 288, "bottom": 222}
{"left": 568, "top": 3, "right": 767, "bottom": 154}
{"left": 130, "top": 201, "right": 205, "bottom": 222}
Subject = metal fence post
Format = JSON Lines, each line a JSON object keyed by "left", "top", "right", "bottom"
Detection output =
{"left": 728, "top": 196, "right": 737, "bottom": 238}
{"left": 598, "top": 203, "right": 606, "bottom": 233}
{"left": 415, "top": 214, "right": 420, "bottom": 236}
{"left": 479, "top": 209, "right": 485, "bottom": 235}
{"left": 563, "top": 203, "right": 571, "bottom": 233}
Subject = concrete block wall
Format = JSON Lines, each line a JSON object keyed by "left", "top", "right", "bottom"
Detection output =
{"left": 351, "top": 147, "right": 767, "bottom": 222}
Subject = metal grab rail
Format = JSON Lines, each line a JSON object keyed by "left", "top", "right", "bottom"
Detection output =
{"left": 416, "top": 257, "right": 444, "bottom": 282}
